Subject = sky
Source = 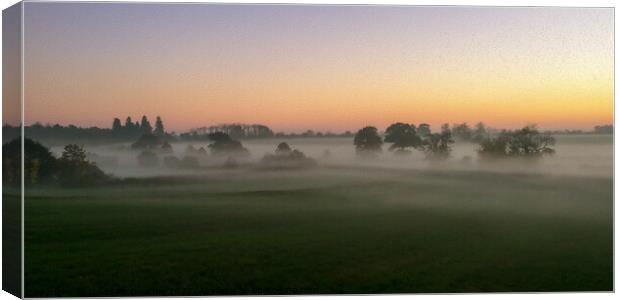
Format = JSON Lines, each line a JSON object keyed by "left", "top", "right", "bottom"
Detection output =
{"left": 21, "top": 3, "right": 613, "bottom": 133}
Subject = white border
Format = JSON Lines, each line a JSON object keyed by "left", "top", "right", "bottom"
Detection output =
{"left": 0, "top": 1, "right": 616, "bottom": 300}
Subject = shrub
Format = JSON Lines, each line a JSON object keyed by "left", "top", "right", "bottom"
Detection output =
{"left": 207, "top": 132, "right": 249, "bottom": 157}
{"left": 260, "top": 144, "right": 316, "bottom": 169}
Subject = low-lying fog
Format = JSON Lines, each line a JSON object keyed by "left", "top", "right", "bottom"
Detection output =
{"left": 50, "top": 134, "right": 612, "bottom": 179}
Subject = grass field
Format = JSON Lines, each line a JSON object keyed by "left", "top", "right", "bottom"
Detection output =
{"left": 24, "top": 167, "right": 612, "bottom": 297}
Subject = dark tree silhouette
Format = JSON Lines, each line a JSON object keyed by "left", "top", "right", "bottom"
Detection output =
{"left": 422, "top": 124, "right": 454, "bottom": 160}
{"left": 207, "top": 132, "right": 249, "bottom": 156}
{"left": 154, "top": 116, "right": 165, "bottom": 136}
{"left": 452, "top": 122, "right": 473, "bottom": 141}
{"left": 3, "top": 138, "right": 57, "bottom": 185}
{"left": 57, "top": 144, "right": 108, "bottom": 186}
{"left": 61, "top": 144, "right": 87, "bottom": 162}
{"left": 276, "top": 142, "right": 292, "bottom": 154}
{"left": 478, "top": 125, "right": 555, "bottom": 158}
{"left": 3, "top": 138, "right": 108, "bottom": 186}
{"left": 140, "top": 116, "right": 153, "bottom": 134}
{"left": 417, "top": 123, "right": 431, "bottom": 137}
{"left": 472, "top": 122, "right": 488, "bottom": 142}
{"left": 354, "top": 126, "right": 383, "bottom": 155}
{"left": 125, "top": 117, "right": 134, "bottom": 130}
{"left": 260, "top": 142, "right": 316, "bottom": 169}
{"left": 112, "top": 118, "right": 122, "bottom": 131}
{"left": 384, "top": 122, "right": 422, "bottom": 153}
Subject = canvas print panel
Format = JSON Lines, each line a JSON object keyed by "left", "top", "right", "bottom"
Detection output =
{"left": 2, "top": 2, "right": 614, "bottom": 297}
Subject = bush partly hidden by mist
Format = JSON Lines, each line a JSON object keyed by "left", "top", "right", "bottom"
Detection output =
{"left": 207, "top": 132, "right": 250, "bottom": 157}
{"left": 260, "top": 142, "right": 317, "bottom": 170}
{"left": 2, "top": 138, "right": 110, "bottom": 186}
{"left": 478, "top": 125, "right": 555, "bottom": 159}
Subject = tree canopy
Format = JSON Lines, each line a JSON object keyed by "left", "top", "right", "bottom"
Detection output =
{"left": 422, "top": 124, "right": 454, "bottom": 160}
{"left": 207, "top": 132, "right": 249, "bottom": 156}
{"left": 478, "top": 125, "right": 555, "bottom": 158}
{"left": 384, "top": 123, "right": 422, "bottom": 152}
{"left": 353, "top": 126, "right": 383, "bottom": 155}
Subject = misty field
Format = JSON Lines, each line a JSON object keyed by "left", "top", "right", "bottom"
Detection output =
{"left": 24, "top": 145, "right": 612, "bottom": 297}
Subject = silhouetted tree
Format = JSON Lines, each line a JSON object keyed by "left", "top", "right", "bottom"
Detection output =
{"left": 384, "top": 122, "right": 422, "bottom": 153}
{"left": 3, "top": 138, "right": 57, "bottom": 185}
{"left": 154, "top": 116, "right": 165, "bottom": 136}
{"left": 112, "top": 118, "right": 122, "bottom": 131}
{"left": 207, "top": 132, "right": 249, "bottom": 156}
{"left": 418, "top": 123, "right": 431, "bottom": 137}
{"left": 478, "top": 125, "right": 555, "bottom": 159}
{"left": 125, "top": 117, "right": 135, "bottom": 130}
{"left": 472, "top": 122, "right": 488, "bottom": 142}
{"left": 354, "top": 126, "right": 383, "bottom": 156}
{"left": 140, "top": 116, "right": 153, "bottom": 134}
{"left": 276, "top": 142, "right": 292, "bottom": 154}
{"left": 506, "top": 126, "right": 555, "bottom": 156}
{"left": 61, "top": 144, "right": 87, "bottom": 162}
{"left": 57, "top": 144, "right": 108, "bottom": 186}
{"left": 260, "top": 142, "right": 316, "bottom": 169}
{"left": 422, "top": 125, "right": 454, "bottom": 160}
{"left": 452, "top": 122, "right": 473, "bottom": 141}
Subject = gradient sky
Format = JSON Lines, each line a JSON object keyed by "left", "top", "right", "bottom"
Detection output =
{"left": 23, "top": 3, "right": 613, "bottom": 133}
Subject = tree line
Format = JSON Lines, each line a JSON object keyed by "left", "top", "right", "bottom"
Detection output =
{"left": 353, "top": 122, "right": 556, "bottom": 160}
{"left": 3, "top": 138, "right": 109, "bottom": 186}
{"left": 2, "top": 115, "right": 169, "bottom": 145}
{"left": 112, "top": 115, "right": 166, "bottom": 137}
{"left": 4, "top": 116, "right": 609, "bottom": 147}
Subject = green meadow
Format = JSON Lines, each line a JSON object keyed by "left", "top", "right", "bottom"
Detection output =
{"left": 24, "top": 168, "right": 612, "bottom": 297}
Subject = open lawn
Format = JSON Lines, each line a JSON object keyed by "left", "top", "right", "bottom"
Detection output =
{"left": 24, "top": 168, "right": 612, "bottom": 296}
